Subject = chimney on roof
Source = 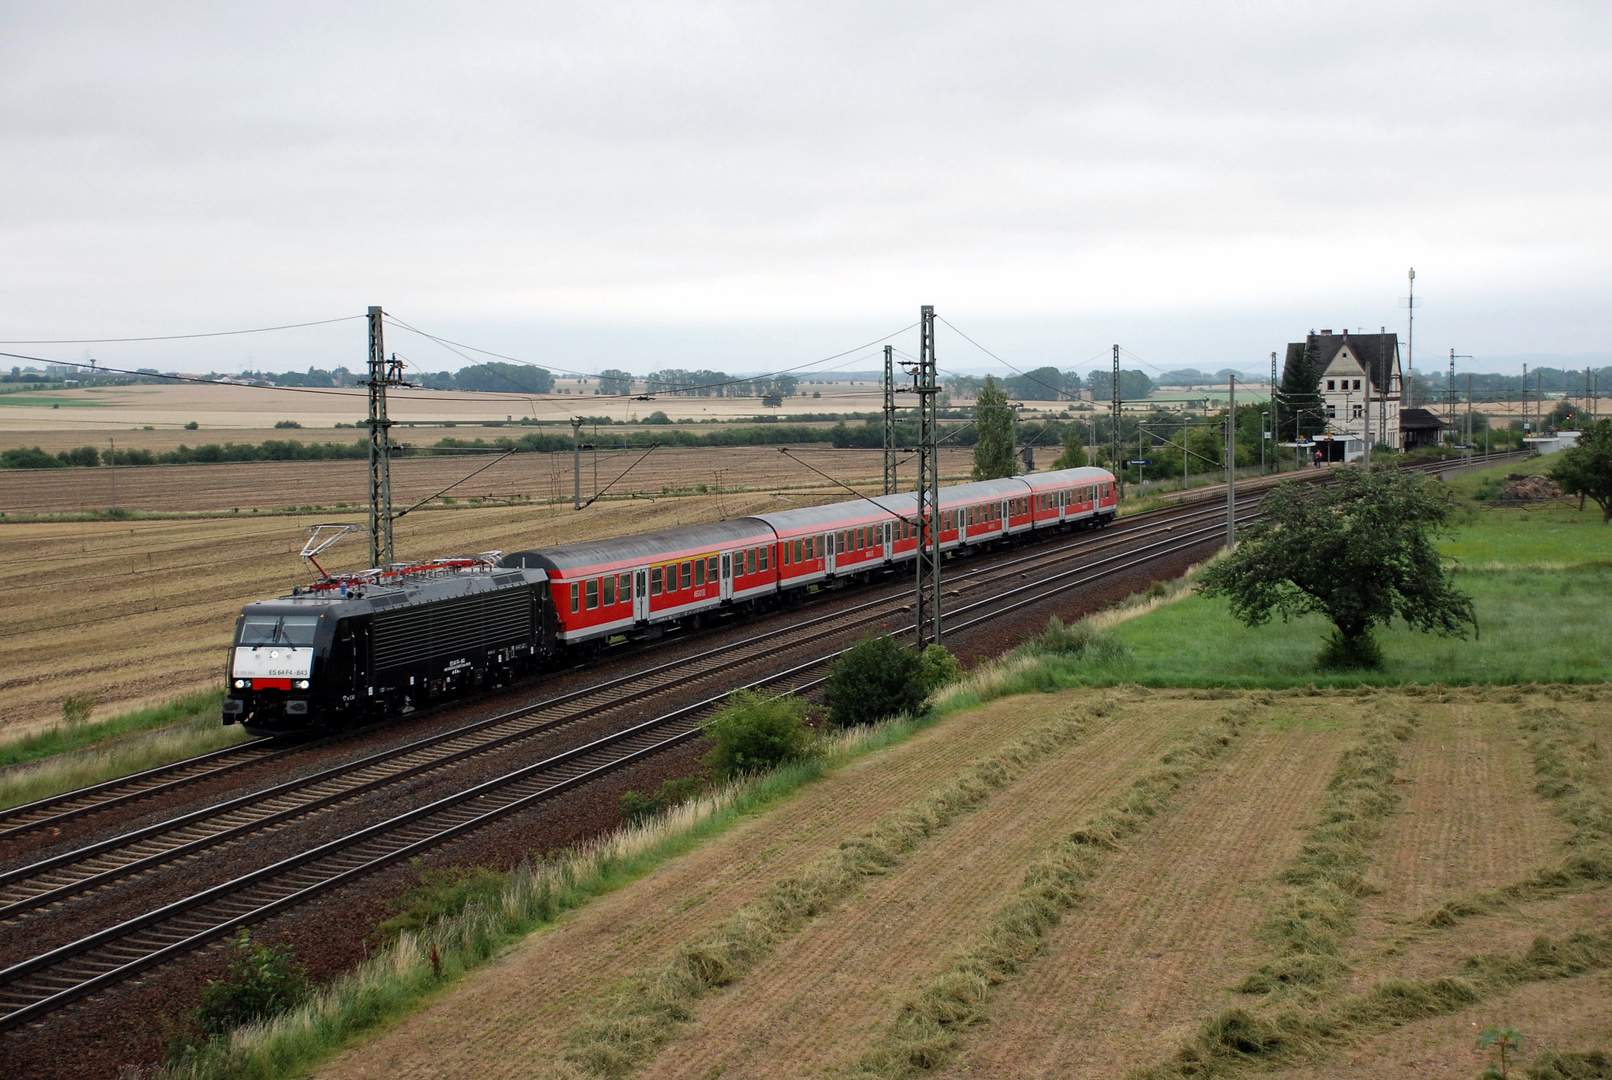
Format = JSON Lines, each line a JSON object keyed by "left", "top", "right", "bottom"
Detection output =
{"left": 1320, "top": 329, "right": 1332, "bottom": 335}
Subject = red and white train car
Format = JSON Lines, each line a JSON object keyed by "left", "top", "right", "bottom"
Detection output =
{"left": 499, "top": 466, "right": 1118, "bottom": 645}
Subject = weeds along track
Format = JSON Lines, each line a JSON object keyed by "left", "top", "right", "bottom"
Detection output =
{"left": 0, "top": 739, "right": 284, "bottom": 837}
{"left": 0, "top": 497, "right": 1254, "bottom": 1031}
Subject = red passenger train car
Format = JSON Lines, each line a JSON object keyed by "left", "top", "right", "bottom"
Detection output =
{"left": 500, "top": 466, "right": 1117, "bottom": 646}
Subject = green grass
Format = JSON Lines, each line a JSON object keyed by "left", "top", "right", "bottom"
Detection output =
{"left": 0, "top": 691, "right": 250, "bottom": 810}
{"left": 0, "top": 689, "right": 228, "bottom": 768}
{"left": 1027, "top": 481, "right": 1611, "bottom": 689}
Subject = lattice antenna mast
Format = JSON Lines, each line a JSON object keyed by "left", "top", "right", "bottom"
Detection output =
{"left": 1270, "top": 350, "right": 1280, "bottom": 473}
{"left": 1110, "top": 344, "right": 1121, "bottom": 488}
{"left": 1405, "top": 268, "right": 1416, "bottom": 408}
{"left": 908, "top": 306, "right": 942, "bottom": 647}
{"left": 366, "top": 306, "right": 407, "bottom": 568}
{"left": 883, "top": 344, "right": 897, "bottom": 495}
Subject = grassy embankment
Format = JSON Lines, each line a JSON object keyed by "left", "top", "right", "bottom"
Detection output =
{"left": 0, "top": 690, "right": 243, "bottom": 810}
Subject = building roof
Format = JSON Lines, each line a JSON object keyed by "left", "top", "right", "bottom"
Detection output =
{"left": 1285, "top": 331, "right": 1400, "bottom": 394}
{"left": 1398, "top": 407, "right": 1447, "bottom": 431}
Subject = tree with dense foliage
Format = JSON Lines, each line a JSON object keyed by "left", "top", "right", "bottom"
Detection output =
{"left": 823, "top": 635, "right": 925, "bottom": 726}
{"left": 1198, "top": 469, "right": 1476, "bottom": 668}
{"left": 597, "top": 369, "right": 634, "bottom": 395}
{"left": 1278, "top": 337, "right": 1323, "bottom": 440}
{"left": 1550, "top": 419, "right": 1612, "bottom": 523}
{"left": 453, "top": 361, "right": 555, "bottom": 394}
{"left": 1053, "top": 423, "right": 1088, "bottom": 469}
{"left": 972, "top": 375, "right": 1016, "bottom": 479}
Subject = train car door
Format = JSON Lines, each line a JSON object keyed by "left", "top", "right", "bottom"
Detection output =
{"left": 825, "top": 532, "right": 838, "bottom": 576}
{"left": 634, "top": 570, "right": 650, "bottom": 622}
{"left": 720, "top": 552, "right": 734, "bottom": 600}
{"left": 882, "top": 521, "right": 892, "bottom": 561}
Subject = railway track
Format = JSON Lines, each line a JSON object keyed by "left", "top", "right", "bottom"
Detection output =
{"left": 0, "top": 497, "right": 1243, "bottom": 925}
{"left": 0, "top": 451, "right": 1526, "bottom": 1031}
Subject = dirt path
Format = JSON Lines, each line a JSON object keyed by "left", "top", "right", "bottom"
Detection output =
{"left": 315, "top": 692, "right": 1126, "bottom": 1080}
{"left": 924, "top": 717, "right": 1347, "bottom": 1080}
{"left": 637, "top": 692, "right": 1210, "bottom": 1080}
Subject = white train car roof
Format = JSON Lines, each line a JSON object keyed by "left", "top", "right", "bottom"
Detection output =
{"left": 752, "top": 494, "right": 912, "bottom": 536}
{"left": 1016, "top": 466, "right": 1115, "bottom": 492}
{"left": 499, "top": 517, "right": 776, "bottom": 575}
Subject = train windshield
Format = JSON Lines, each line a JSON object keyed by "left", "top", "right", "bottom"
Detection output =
{"left": 238, "top": 615, "right": 320, "bottom": 648}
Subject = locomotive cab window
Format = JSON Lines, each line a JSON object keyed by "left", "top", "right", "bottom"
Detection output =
{"left": 238, "top": 614, "right": 320, "bottom": 647}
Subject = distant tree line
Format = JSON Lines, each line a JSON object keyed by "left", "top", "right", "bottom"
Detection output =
{"left": 1, "top": 439, "right": 373, "bottom": 470}
{"left": 943, "top": 367, "right": 1155, "bottom": 402}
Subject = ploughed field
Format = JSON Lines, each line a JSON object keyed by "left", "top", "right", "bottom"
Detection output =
{"left": 311, "top": 684, "right": 1612, "bottom": 1080}
{"left": 0, "top": 445, "right": 977, "bottom": 515}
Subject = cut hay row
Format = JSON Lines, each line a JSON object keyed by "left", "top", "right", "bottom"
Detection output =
{"left": 550, "top": 700, "right": 1112, "bottom": 1079}
{"left": 841, "top": 704, "right": 1254, "bottom": 1080}
{"left": 1235, "top": 712, "right": 1417, "bottom": 997}
{"left": 1413, "top": 704, "right": 1612, "bottom": 929}
{"left": 1136, "top": 929, "right": 1612, "bottom": 1078}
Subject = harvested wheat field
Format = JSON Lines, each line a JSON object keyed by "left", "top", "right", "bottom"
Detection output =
{"left": 308, "top": 685, "right": 1612, "bottom": 1080}
{"left": 0, "top": 489, "right": 844, "bottom": 736}
{"left": 0, "top": 445, "right": 976, "bottom": 515}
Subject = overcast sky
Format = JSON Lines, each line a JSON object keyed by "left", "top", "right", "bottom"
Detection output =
{"left": 2, "top": 1, "right": 1608, "bottom": 379}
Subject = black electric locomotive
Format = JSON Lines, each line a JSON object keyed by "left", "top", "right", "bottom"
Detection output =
{"left": 222, "top": 556, "right": 554, "bottom": 736}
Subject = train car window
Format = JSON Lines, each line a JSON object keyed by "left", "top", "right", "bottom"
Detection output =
{"left": 570, "top": 582, "right": 580, "bottom": 612}
{"left": 854, "top": 528, "right": 862, "bottom": 551}
{"left": 694, "top": 559, "right": 705, "bottom": 587}
{"left": 744, "top": 548, "right": 755, "bottom": 575}
{"left": 585, "top": 579, "right": 599, "bottom": 609}
{"left": 782, "top": 542, "right": 792, "bottom": 566}
{"left": 620, "top": 573, "right": 632, "bottom": 600}
{"left": 603, "top": 575, "right": 615, "bottom": 606}
{"left": 791, "top": 538, "right": 801, "bottom": 563}
{"left": 681, "top": 561, "right": 693, "bottom": 589}
{"left": 758, "top": 547, "right": 769, "bottom": 571}
{"left": 651, "top": 566, "right": 663, "bottom": 595}
{"left": 708, "top": 555, "right": 720, "bottom": 580}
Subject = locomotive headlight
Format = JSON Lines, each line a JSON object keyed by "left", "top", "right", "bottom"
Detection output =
{"left": 297, "top": 680, "right": 310, "bottom": 689}
{"left": 234, "top": 679, "right": 247, "bottom": 689}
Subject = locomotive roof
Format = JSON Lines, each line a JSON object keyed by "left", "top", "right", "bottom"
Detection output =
{"left": 500, "top": 517, "right": 775, "bottom": 574}
{"left": 241, "top": 566, "right": 546, "bottom": 619}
